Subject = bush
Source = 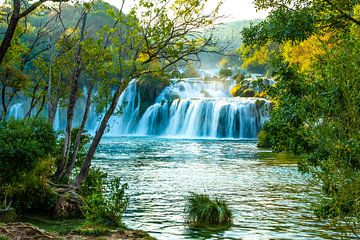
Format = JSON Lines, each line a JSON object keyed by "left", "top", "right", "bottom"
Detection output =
{"left": 81, "top": 177, "right": 128, "bottom": 228}
{"left": 79, "top": 168, "right": 108, "bottom": 198}
{"left": 257, "top": 130, "right": 271, "bottom": 148}
{"left": 0, "top": 118, "right": 57, "bottom": 213}
{"left": 185, "top": 193, "right": 232, "bottom": 228}
{"left": 0, "top": 118, "right": 56, "bottom": 183}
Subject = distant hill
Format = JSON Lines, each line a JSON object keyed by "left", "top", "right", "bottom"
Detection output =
{"left": 214, "top": 19, "right": 263, "bottom": 49}
{"left": 198, "top": 19, "right": 263, "bottom": 69}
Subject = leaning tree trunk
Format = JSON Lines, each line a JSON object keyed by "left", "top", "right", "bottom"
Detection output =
{"left": 73, "top": 83, "right": 126, "bottom": 188}
{"left": 47, "top": 39, "right": 54, "bottom": 124}
{"left": 55, "top": 12, "right": 87, "bottom": 182}
{"left": 0, "top": 1, "right": 20, "bottom": 65}
{"left": 64, "top": 82, "right": 93, "bottom": 179}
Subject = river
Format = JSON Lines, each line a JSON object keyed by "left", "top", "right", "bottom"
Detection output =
{"left": 93, "top": 136, "right": 342, "bottom": 240}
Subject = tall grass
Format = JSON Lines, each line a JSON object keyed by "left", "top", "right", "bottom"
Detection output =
{"left": 185, "top": 193, "right": 232, "bottom": 228}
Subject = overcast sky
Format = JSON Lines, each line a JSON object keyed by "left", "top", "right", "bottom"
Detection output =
{"left": 104, "top": 0, "right": 268, "bottom": 22}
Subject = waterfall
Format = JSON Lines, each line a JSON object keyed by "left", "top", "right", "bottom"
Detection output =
{"left": 109, "top": 80, "right": 141, "bottom": 135}
{"left": 6, "top": 77, "right": 271, "bottom": 139}
{"left": 108, "top": 78, "right": 271, "bottom": 139}
{"left": 8, "top": 103, "right": 23, "bottom": 119}
{"left": 136, "top": 98, "right": 270, "bottom": 139}
{"left": 54, "top": 106, "right": 61, "bottom": 131}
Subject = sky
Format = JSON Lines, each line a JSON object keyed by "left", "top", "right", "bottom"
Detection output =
{"left": 104, "top": 0, "right": 268, "bottom": 22}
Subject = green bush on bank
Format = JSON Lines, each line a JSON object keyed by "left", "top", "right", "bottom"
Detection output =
{"left": 185, "top": 193, "right": 232, "bottom": 228}
{"left": 257, "top": 130, "right": 271, "bottom": 148}
{"left": 81, "top": 177, "right": 128, "bottom": 228}
{"left": 0, "top": 118, "right": 56, "bottom": 183}
{"left": 0, "top": 118, "right": 57, "bottom": 213}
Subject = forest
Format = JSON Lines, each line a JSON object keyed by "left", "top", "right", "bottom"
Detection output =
{"left": 0, "top": 0, "right": 359, "bottom": 239}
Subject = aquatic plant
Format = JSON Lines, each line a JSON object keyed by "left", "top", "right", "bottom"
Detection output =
{"left": 185, "top": 193, "right": 232, "bottom": 227}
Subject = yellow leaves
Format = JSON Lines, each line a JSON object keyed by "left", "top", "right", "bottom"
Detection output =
{"left": 136, "top": 52, "right": 150, "bottom": 63}
{"left": 282, "top": 34, "right": 331, "bottom": 72}
{"left": 239, "top": 44, "right": 269, "bottom": 69}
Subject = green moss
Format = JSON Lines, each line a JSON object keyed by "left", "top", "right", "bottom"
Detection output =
{"left": 185, "top": 193, "right": 232, "bottom": 228}
{"left": 20, "top": 214, "right": 85, "bottom": 235}
{"left": 73, "top": 226, "right": 111, "bottom": 236}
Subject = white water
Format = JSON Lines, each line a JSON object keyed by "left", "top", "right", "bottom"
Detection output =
{"left": 109, "top": 78, "right": 271, "bottom": 139}
{"left": 8, "top": 103, "right": 24, "bottom": 119}
{"left": 5, "top": 77, "right": 271, "bottom": 139}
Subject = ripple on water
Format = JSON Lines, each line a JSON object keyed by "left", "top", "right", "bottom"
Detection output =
{"left": 93, "top": 136, "right": 342, "bottom": 240}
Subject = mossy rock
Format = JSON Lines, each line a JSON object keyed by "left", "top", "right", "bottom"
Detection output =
{"left": 242, "top": 88, "right": 256, "bottom": 97}
{"left": 255, "top": 91, "right": 267, "bottom": 99}
{"left": 255, "top": 99, "right": 266, "bottom": 109}
{"left": 137, "top": 74, "right": 171, "bottom": 116}
{"left": 230, "top": 84, "right": 245, "bottom": 97}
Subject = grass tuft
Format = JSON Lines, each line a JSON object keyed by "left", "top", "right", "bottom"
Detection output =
{"left": 185, "top": 193, "right": 232, "bottom": 228}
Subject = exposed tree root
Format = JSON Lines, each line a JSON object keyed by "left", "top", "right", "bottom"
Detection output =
{"left": 0, "top": 222, "right": 58, "bottom": 239}
{"left": 49, "top": 182, "right": 83, "bottom": 218}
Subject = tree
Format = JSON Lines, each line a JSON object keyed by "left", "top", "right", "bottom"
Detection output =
{"left": 244, "top": 0, "right": 360, "bottom": 234}
{"left": 0, "top": 0, "right": 70, "bottom": 65}
{"left": 73, "top": 0, "right": 223, "bottom": 187}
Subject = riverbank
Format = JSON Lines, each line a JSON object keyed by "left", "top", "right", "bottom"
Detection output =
{"left": 0, "top": 215, "right": 155, "bottom": 240}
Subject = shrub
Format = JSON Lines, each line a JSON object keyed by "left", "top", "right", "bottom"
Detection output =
{"left": 81, "top": 177, "right": 128, "bottom": 228}
{"left": 0, "top": 118, "right": 57, "bottom": 212}
{"left": 0, "top": 118, "right": 56, "bottom": 183}
{"left": 79, "top": 168, "right": 108, "bottom": 198}
{"left": 185, "top": 193, "right": 232, "bottom": 228}
{"left": 257, "top": 130, "right": 271, "bottom": 148}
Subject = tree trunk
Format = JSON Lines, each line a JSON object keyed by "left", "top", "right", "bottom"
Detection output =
{"left": 1, "top": 85, "right": 7, "bottom": 120}
{"left": 25, "top": 82, "right": 40, "bottom": 118}
{"left": 64, "top": 82, "right": 93, "bottom": 179}
{"left": 73, "top": 83, "right": 126, "bottom": 188}
{"left": 0, "top": 0, "right": 20, "bottom": 65}
{"left": 56, "top": 12, "right": 87, "bottom": 182}
{"left": 35, "top": 87, "right": 47, "bottom": 117}
{"left": 47, "top": 39, "right": 54, "bottom": 123}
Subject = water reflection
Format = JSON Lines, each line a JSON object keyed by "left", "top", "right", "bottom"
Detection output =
{"left": 94, "top": 136, "right": 341, "bottom": 239}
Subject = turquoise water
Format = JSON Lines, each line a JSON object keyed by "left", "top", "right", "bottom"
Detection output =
{"left": 94, "top": 136, "right": 341, "bottom": 239}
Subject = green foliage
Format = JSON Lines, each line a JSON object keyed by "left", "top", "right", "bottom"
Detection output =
{"left": 79, "top": 168, "right": 108, "bottom": 198}
{"left": 219, "top": 68, "right": 232, "bottom": 78}
{"left": 257, "top": 130, "right": 271, "bottom": 148}
{"left": 0, "top": 118, "right": 57, "bottom": 183}
{"left": 0, "top": 119, "right": 57, "bottom": 212}
{"left": 82, "top": 177, "right": 128, "bottom": 228}
{"left": 185, "top": 193, "right": 232, "bottom": 228}
{"left": 262, "top": 35, "right": 360, "bottom": 231}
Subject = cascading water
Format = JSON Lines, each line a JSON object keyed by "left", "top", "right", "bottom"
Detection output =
{"left": 8, "top": 103, "right": 24, "bottom": 119}
{"left": 109, "top": 78, "right": 271, "bottom": 139}
{"left": 4, "top": 77, "right": 271, "bottom": 139}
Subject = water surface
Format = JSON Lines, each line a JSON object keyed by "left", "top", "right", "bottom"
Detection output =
{"left": 94, "top": 136, "right": 340, "bottom": 239}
